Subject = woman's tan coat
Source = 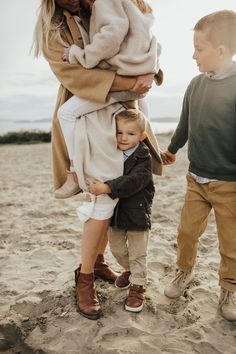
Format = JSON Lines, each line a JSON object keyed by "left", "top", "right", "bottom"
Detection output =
{"left": 42, "top": 11, "right": 162, "bottom": 191}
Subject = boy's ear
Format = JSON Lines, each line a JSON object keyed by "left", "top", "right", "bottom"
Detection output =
{"left": 139, "top": 131, "right": 148, "bottom": 141}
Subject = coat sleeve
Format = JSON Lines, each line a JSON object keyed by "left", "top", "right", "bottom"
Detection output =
{"left": 70, "top": 0, "right": 129, "bottom": 69}
{"left": 106, "top": 156, "right": 153, "bottom": 199}
{"left": 42, "top": 31, "right": 116, "bottom": 103}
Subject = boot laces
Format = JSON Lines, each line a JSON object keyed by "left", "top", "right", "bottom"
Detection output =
{"left": 173, "top": 271, "right": 189, "bottom": 286}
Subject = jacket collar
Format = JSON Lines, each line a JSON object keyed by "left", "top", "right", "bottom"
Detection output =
{"left": 124, "top": 142, "right": 150, "bottom": 174}
{"left": 134, "top": 143, "right": 150, "bottom": 158}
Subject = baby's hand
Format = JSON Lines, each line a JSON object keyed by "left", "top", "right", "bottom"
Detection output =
{"left": 89, "top": 181, "right": 111, "bottom": 195}
{"left": 162, "top": 150, "right": 176, "bottom": 165}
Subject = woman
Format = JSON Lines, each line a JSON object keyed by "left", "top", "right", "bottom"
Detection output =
{"left": 33, "top": 0, "right": 163, "bottom": 320}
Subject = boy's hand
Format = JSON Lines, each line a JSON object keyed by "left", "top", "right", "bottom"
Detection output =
{"left": 89, "top": 181, "right": 111, "bottom": 195}
{"left": 162, "top": 150, "right": 176, "bottom": 165}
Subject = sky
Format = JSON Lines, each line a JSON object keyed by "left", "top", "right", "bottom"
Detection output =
{"left": 0, "top": 0, "right": 235, "bottom": 124}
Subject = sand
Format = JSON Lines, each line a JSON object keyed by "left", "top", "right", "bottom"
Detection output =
{"left": 0, "top": 134, "right": 235, "bottom": 354}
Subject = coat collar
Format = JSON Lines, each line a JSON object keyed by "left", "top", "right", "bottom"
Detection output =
{"left": 63, "top": 10, "right": 85, "bottom": 46}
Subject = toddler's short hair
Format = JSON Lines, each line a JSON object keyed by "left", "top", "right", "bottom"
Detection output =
{"left": 194, "top": 10, "right": 236, "bottom": 55}
{"left": 116, "top": 109, "right": 146, "bottom": 133}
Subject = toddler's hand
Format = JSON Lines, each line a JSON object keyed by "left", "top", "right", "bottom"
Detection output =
{"left": 162, "top": 150, "right": 176, "bottom": 165}
{"left": 89, "top": 181, "right": 111, "bottom": 195}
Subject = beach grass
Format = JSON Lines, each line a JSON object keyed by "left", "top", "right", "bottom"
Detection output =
{"left": 0, "top": 130, "right": 51, "bottom": 144}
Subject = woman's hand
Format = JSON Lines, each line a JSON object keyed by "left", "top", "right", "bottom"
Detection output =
{"left": 130, "top": 73, "right": 155, "bottom": 94}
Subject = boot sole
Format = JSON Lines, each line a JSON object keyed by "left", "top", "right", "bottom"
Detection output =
{"left": 77, "top": 308, "right": 101, "bottom": 320}
{"left": 125, "top": 303, "right": 143, "bottom": 313}
{"left": 115, "top": 282, "right": 130, "bottom": 289}
{"left": 54, "top": 188, "right": 82, "bottom": 199}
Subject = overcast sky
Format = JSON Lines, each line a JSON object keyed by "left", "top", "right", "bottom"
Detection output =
{"left": 0, "top": 0, "right": 235, "bottom": 123}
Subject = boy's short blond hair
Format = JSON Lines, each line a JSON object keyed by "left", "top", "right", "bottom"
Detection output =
{"left": 194, "top": 10, "right": 236, "bottom": 55}
{"left": 116, "top": 109, "right": 146, "bottom": 133}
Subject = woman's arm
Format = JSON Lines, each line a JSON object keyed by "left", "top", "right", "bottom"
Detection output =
{"left": 43, "top": 30, "right": 153, "bottom": 101}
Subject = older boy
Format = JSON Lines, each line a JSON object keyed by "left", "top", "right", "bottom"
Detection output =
{"left": 89, "top": 109, "right": 155, "bottom": 313}
{"left": 163, "top": 10, "right": 236, "bottom": 321}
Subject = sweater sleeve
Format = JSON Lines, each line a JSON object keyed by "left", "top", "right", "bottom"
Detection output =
{"left": 168, "top": 82, "right": 191, "bottom": 154}
{"left": 42, "top": 30, "right": 115, "bottom": 103}
{"left": 106, "top": 156, "right": 153, "bottom": 199}
{"left": 70, "top": 0, "right": 129, "bottom": 69}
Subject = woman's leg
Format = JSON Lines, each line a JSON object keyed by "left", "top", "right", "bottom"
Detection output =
{"left": 94, "top": 228, "right": 119, "bottom": 283}
{"left": 81, "top": 218, "right": 111, "bottom": 273}
{"left": 97, "top": 228, "right": 109, "bottom": 255}
{"left": 75, "top": 218, "right": 110, "bottom": 319}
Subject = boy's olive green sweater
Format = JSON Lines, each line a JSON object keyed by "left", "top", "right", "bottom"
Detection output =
{"left": 168, "top": 73, "right": 236, "bottom": 181}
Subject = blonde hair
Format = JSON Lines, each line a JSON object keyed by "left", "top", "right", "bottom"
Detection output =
{"left": 33, "top": 0, "right": 67, "bottom": 57}
{"left": 131, "top": 0, "right": 152, "bottom": 14}
{"left": 116, "top": 109, "right": 146, "bottom": 133}
{"left": 194, "top": 10, "right": 236, "bottom": 55}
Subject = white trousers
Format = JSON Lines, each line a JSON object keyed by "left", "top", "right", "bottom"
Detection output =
{"left": 58, "top": 95, "right": 150, "bottom": 161}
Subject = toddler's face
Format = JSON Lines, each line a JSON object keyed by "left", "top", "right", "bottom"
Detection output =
{"left": 116, "top": 120, "right": 142, "bottom": 151}
{"left": 193, "top": 30, "right": 221, "bottom": 74}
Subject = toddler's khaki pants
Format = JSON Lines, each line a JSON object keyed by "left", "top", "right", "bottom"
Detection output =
{"left": 177, "top": 173, "right": 236, "bottom": 292}
{"left": 109, "top": 228, "right": 149, "bottom": 286}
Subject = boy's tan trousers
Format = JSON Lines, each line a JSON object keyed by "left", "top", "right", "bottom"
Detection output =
{"left": 177, "top": 173, "right": 236, "bottom": 292}
{"left": 109, "top": 228, "right": 149, "bottom": 286}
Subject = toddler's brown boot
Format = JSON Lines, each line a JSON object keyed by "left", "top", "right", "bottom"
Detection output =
{"left": 125, "top": 284, "right": 145, "bottom": 313}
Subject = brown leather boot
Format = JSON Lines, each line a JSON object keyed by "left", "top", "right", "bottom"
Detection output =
{"left": 75, "top": 267, "right": 101, "bottom": 320}
{"left": 94, "top": 254, "right": 119, "bottom": 284}
{"left": 115, "top": 271, "right": 131, "bottom": 289}
{"left": 125, "top": 284, "right": 145, "bottom": 313}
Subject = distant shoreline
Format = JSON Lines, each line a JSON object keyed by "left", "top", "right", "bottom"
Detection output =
{"left": 1, "top": 116, "right": 179, "bottom": 123}
{"left": 0, "top": 129, "right": 173, "bottom": 145}
{"left": 0, "top": 130, "right": 51, "bottom": 144}
{"left": 0, "top": 117, "right": 178, "bottom": 137}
